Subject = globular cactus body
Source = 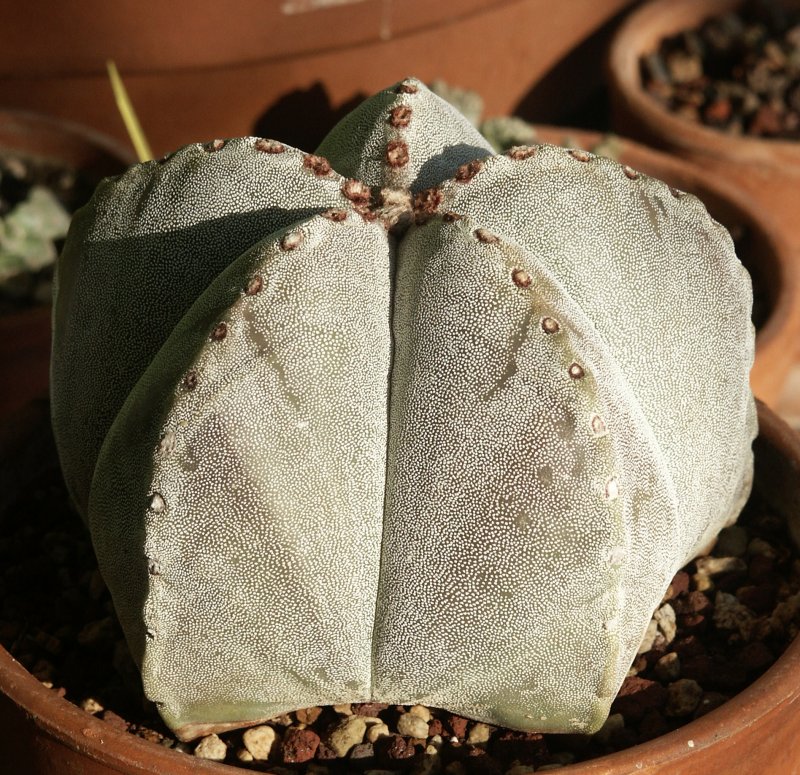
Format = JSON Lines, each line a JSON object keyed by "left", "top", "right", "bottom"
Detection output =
{"left": 52, "top": 79, "right": 756, "bottom": 741}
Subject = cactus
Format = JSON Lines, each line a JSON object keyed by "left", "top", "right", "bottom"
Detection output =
{"left": 52, "top": 78, "right": 756, "bottom": 742}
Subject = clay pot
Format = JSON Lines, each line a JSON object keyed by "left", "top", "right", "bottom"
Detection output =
{"left": 606, "top": 0, "right": 800, "bottom": 414}
{"left": 0, "top": 400, "right": 797, "bottom": 774}
{"left": 0, "top": 0, "right": 633, "bottom": 157}
{"left": 0, "top": 111, "right": 134, "bottom": 420}
{"left": 535, "top": 125, "right": 795, "bottom": 407}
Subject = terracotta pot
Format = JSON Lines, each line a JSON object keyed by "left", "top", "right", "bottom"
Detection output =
{"left": 0, "top": 111, "right": 134, "bottom": 420}
{"left": 605, "top": 0, "right": 800, "bottom": 415}
{"left": 0, "top": 400, "right": 797, "bottom": 774}
{"left": 535, "top": 125, "right": 796, "bottom": 408}
{"left": 0, "top": 0, "right": 633, "bottom": 157}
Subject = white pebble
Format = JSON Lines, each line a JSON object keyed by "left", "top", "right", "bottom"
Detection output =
{"left": 397, "top": 712, "right": 430, "bottom": 739}
{"left": 327, "top": 715, "right": 367, "bottom": 756}
{"left": 466, "top": 722, "right": 494, "bottom": 745}
{"left": 366, "top": 722, "right": 391, "bottom": 743}
{"left": 243, "top": 725, "right": 278, "bottom": 760}
{"left": 194, "top": 734, "right": 226, "bottom": 760}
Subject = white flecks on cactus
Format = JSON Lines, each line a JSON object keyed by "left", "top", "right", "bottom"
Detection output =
{"left": 53, "top": 79, "right": 756, "bottom": 742}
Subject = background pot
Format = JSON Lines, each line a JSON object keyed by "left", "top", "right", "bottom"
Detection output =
{"left": 0, "top": 0, "right": 633, "bottom": 157}
{"left": 0, "top": 400, "right": 797, "bottom": 774}
{"left": 0, "top": 110, "right": 134, "bottom": 420}
{"left": 605, "top": 0, "right": 800, "bottom": 420}
{"left": 535, "top": 125, "right": 797, "bottom": 409}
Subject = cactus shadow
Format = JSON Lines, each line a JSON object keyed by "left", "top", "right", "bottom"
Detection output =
{"left": 415, "top": 143, "right": 494, "bottom": 191}
{"left": 252, "top": 82, "right": 367, "bottom": 152}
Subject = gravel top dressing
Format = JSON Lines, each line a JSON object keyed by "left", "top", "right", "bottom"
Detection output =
{"left": 2, "top": 405, "right": 799, "bottom": 774}
{"left": 641, "top": 0, "right": 800, "bottom": 139}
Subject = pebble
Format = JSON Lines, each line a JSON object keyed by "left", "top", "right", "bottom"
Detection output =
{"left": 79, "top": 697, "right": 104, "bottom": 714}
{"left": 366, "top": 722, "right": 392, "bottom": 743}
{"left": 655, "top": 603, "right": 678, "bottom": 646}
{"left": 326, "top": 715, "right": 367, "bottom": 756}
{"left": 467, "top": 722, "right": 494, "bottom": 745}
{"left": 415, "top": 749, "right": 441, "bottom": 775}
{"left": 236, "top": 748, "right": 254, "bottom": 762}
{"left": 593, "top": 712, "right": 625, "bottom": 745}
{"left": 282, "top": 727, "right": 320, "bottom": 763}
{"left": 409, "top": 704, "right": 433, "bottom": 722}
{"left": 713, "top": 591, "right": 757, "bottom": 640}
{"left": 296, "top": 706, "right": 323, "bottom": 724}
{"left": 654, "top": 652, "right": 681, "bottom": 682}
{"left": 715, "top": 526, "right": 749, "bottom": 557}
{"left": 748, "top": 537, "right": 777, "bottom": 558}
{"left": 665, "top": 679, "right": 703, "bottom": 717}
{"left": 194, "top": 734, "right": 227, "bottom": 760}
{"left": 695, "top": 556, "right": 747, "bottom": 576}
{"left": 332, "top": 702, "right": 353, "bottom": 715}
{"left": 637, "top": 619, "right": 659, "bottom": 654}
{"left": 398, "top": 711, "right": 430, "bottom": 739}
{"left": 242, "top": 724, "right": 278, "bottom": 760}
{"left": 350, "top": 742, "right": 375, "bottom": 762}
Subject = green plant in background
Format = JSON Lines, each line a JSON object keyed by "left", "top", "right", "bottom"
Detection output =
{"left": 429, "top": 78, "right": 623, "bottom": 159}
{"left": 51, "top": 79, "right": 756, "bottom": 742}
{"left": 0, "top": 184, "right": 70, "bottom": 284}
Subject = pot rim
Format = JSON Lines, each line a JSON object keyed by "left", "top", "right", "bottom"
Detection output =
{"left": 1, "top": 402, "right": 798, "bottom": 772}
{"left": 0, "top": 108, "right": 136, "bottom": 170}
{"left": 607, "top": 0, "right": 800, "bottom": 163}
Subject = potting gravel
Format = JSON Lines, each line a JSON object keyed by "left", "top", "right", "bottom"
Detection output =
{"left": 641, "top": 0, "right": 800, "bottom": 139}
{"left": 2, "top": 403, "right": 800, "bottom": 773}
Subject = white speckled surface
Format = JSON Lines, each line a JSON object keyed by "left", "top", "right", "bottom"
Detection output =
{"left": 53, "top": 79, "right": 756, "bottom": 740}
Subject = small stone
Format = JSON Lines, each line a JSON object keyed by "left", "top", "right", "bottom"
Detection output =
{"left": 665, "top": 679, "right": 703, "bottom": 717}
{"left": 366, "top": 723, "right": 391, "bottom": 743}
{"left": 327, "top": 715, "right": 367, "bottom": 757}
{"left": 355, "top": 702, "right": 389, "bottom": 716}
{"left": 409, "top": 705, "right": 433, "bottom": 722}
{"left": 748, "top": 537, "right": 777, "bottom": 558}
{"left": 271, "top": 713, "right": 294, "bottom": 726}
{"left": 282, "top": 727, "right": 320, "bottom": 763}
{"left": 445, "top": 714, "right": 469, "bottom": 738}
{"left": 398, "top": 712, "right": 430, "bottom": 739}
{"left": 350, "top": 742, "right": 375, "bottom": 762}
{"left": 695, "top": 556, "right": 747, "bottom": 576}
{"left": 715, "top": 525, "right": 749, "bottom": 557}
{"left": 654, "top": 603, "right": 677, "bottom": 646}
{"left": 611, "top": 676, "right": 667, "bottom": 722}
{"left": 693, "top": 571, "right": 714, "bottom": 592}
{"left": 736, "top": 584, "right": 777, "bottom": 614}
{"left": 654, "top": 652, "right": 681, "bottom": 682}
{"left": 243, "top": 725, "right": 278, "bottom": 760}
{"left": 80, "top": 697, "right": 104, "bottom": 714}
{"left": 332, "top": 703, "right": 353, "bottom": 715}
{"left": 236, "top": 748, "right": 254, "bottom": 762}
{"left": 416, "top": 748, "right": 441, "bottom": 775}
{"left": 382, "top": 734, "right": 416, "bottom": 760}
{"left": 592, "top": 713, "right": 624, "bottom": 745}
{"left": 637, "top": 619, "right": 659, "bottom": 654}
{"left": 466, "top": 722, "right": 494, "bottom": 746}
{"left": 714, "top": 591, "right": 756, "bottom": 640}
{"left": 296, "top": 706, "right": 323, "bottom": 724}
{"left": 194, "top": 734, "right": 227, "bottom": 761}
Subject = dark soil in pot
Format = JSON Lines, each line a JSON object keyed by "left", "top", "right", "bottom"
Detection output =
{"left": 2, "top": 402, "right": 799, "bottom": 773}
{"left": 640, "top": 0, "right": 800, "bottom": 140}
